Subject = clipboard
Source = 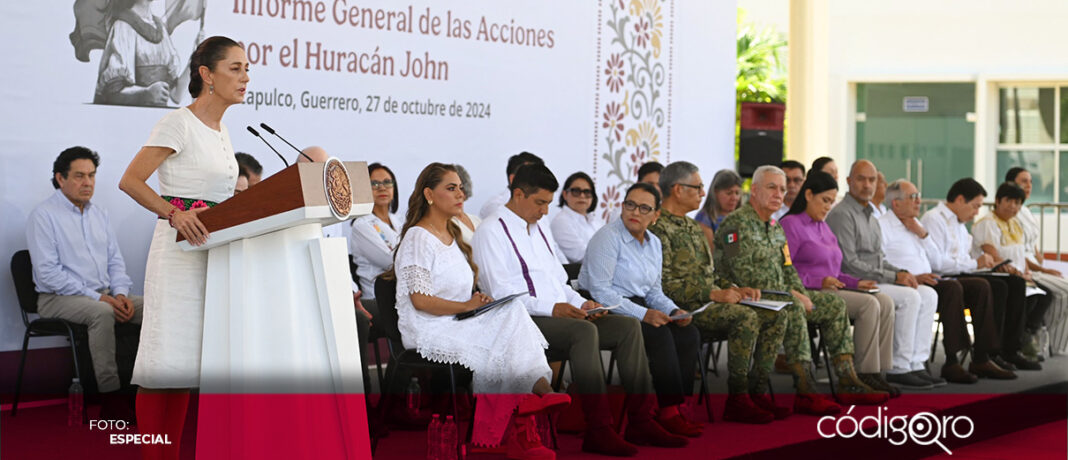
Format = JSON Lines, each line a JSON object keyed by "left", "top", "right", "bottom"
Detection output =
{"left": 454, "top": 293, "right": 527, "bottom": 320}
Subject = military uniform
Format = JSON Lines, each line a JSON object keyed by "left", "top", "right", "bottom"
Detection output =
{"left": 650, "top": 209, "right": 786, "bottom": 394}
{"left": 714, "top": 205, "right": 853, "bottom": 365}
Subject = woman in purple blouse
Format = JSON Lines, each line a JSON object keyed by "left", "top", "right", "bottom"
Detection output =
{"left": 779, "top": 171, "right": 900, "bottom": 397}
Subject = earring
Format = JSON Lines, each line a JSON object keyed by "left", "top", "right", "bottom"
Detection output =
{"left": 209, "top": 85, "right": 214, "bottom": 95}
{"left": 429, "top": 200, "right": 434, "bottom": 206}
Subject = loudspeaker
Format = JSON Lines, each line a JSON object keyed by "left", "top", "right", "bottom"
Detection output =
{"left": 738, "top": 102, "right": 785, "bottom": 178}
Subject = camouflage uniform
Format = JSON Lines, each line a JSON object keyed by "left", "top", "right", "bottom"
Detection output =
{"left": 650, "top": 209, "right": 786, "bottom": 394}
{"left": 714, "top": 205, "right": 854, "bottom": 366}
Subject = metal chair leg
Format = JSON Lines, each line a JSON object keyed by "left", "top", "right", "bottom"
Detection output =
{"left": 372, "top": 339, "right": 386, "bottom": 392}
{"left": 929, "top": 319, "right": 942, "bottom": 363}
{"left": 11, "top": 331, "right": 31, "bottom": 416}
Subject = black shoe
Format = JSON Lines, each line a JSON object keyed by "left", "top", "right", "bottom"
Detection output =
{"left": 991, "top": 355, "right": 1017, "bottom": 371}
{"left": 1003, "top": 352, "right": 1042, "bottom": 371}
{"left": 885, "top": 372, "right": 934, "bottom": 389}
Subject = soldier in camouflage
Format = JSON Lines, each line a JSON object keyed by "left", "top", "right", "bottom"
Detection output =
{"left": 715, "top": 165, "right": 890, "bottom": 411}
{"left": 650, "top": 161, "right": 788, "bottom": 424}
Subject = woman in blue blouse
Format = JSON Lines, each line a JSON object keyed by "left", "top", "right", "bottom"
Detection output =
{"left": 579, "top": 182, "right": 703, "bottom": 438}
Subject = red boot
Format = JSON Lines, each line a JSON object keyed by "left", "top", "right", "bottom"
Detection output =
{"left": 793, "top": 393, "right": 841, "bottom": 416}
{"left": 506, "top": 415, "right": 555, "bottom": 460}
{"left": 722, "top": 394, "right": 774, "bottom": 424}
{"left": 750, "top": 393, "right": 792, "bottom": 420}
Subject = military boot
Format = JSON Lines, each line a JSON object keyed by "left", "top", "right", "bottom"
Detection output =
{"left": 833, "top": 354, "right": 890, "bottom": 406}
{"left": 789, "top": 362, "right": 841, "bottom": 416}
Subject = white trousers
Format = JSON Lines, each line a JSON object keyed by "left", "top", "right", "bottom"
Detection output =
{"left": 878, "top": 283, "right": 938, "bottom": 374}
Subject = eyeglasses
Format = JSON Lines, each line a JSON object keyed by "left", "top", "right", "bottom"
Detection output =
{"left": 622, "top": 200, "right": 655, "bottom": 215}
{"left": 567, "top": 187, "right": 594, "bottom": 197}
{"left": 907, "top": 193, "right": 920, "bottom": 200}
{"left": 676, "top": 183, "right": 704, "bottom": 191}
{"left": 370, "top": 180, "right": 395, "bottom": 189}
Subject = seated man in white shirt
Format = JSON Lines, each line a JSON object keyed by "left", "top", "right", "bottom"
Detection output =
{"left": 473, "top": 164, "right": 687, "bottom": 456}
{"left": 478, "top": 151, "right": 543, "bottom": 220}
{"left": 878, "top": 180, "right": 1012, "bottom": 383}
{"left": 27, "top": 147, "right": 143, "bottom": 417}
{"left": 921, "top": 178, "right": 1034, "bottom": 373}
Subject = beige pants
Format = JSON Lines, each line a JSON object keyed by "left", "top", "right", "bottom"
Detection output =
{"left": 37, "top": 291, "right": 143, "bottom": 392}
{"left": 830, "top": 290, "right": 895, "bottom": 374}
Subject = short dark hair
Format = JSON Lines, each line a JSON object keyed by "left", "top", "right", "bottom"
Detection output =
{"left": 785, "top": 170, "right": 838, "bottom": 217}
{"left": 626, "top": 182, "right": 662, "bottom": 210}
{"left": 995, "top": 181, "right": 1026, "bottom": 203}
{"left": 188, "top": 36, "right": 242, "bottom": 98}
{"left": 506, "top": 152, "right": 544, "bottom": 178}
{"left": 636, "top": 161, "right": 664, "bottom": 183}
{"left": 780, "top": 160, "right": 806, "bottom": 175}
{"left": 811, "top": 156, "right": 835, "bottom": 174}
{"left": 946, "top": 178, "right": 987, "bottom": 203}
{"left": 52, "top": 146, "right": 100, "bottom": 189}
{"left": 368, "top": 162, "right": 400, "bottom": 214}
{"left": 235, "top": 152, "right": 262, "bottom": 177}
{"left": 1004, "top": 166, "right": 1028, "bottom": 183}
{"left": 558, "top": 172, "right": 598, "bottom": 213}
{"left": 510, "top": 163, "right": 558, "bottom": 196}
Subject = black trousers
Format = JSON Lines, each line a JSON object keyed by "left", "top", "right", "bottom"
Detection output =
{"left": 936, "top": 278, "right": 1000, "bottom": 362}
{"left": 640, "top": 321, "right": 700, "bottom": 407}
{"left": 970, "top": 275, "right": 1031, "bottom": 355}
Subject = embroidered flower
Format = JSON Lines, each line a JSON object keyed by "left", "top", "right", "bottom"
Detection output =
{"left": 170, "top": 197, "right": 187, "bottom": 211}
{"left": 602, "top": 101, "right": 625, "bottom": 141}
{"left": 599, "top": 185, "right": 621, "bottom": 221}
{"left": 634, "top": 17, "right": 651, "bottom": 49}
{"left": 191, "top": 200, "right": 208, "bottom": 209}
{"left": 605, "top": 53, "right": 625, "bottom": 93}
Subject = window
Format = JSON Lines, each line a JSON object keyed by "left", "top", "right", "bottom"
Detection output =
{"left": 996, "top": 85, "right": 1067, "bottom": 204}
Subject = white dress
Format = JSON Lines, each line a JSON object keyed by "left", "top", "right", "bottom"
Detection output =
{"left": 132, "top": 107, "right": 238, "bottom": 388}
{"left": 349, "top": 212, "right": 400, "bottom": 298}
{"left": 394, "top": 227, "right": 550, "bottom": 446}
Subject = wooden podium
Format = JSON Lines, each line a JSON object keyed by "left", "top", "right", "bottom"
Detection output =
{"left": 180, "top": 160, "right": 373, "bottom": 459}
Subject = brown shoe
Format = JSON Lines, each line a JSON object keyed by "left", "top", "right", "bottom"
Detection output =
{"left": 969, "top": 359, "right": 1018, "bottom": 380}
{"left": 940, "top": 363, "right": 978, "bottom": 384}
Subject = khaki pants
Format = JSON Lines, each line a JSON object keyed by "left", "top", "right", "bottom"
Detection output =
{"left": 37, "top": 291, "right": 143, "bottom": 392}
{"left": 833, "top": 290, "right": 894, "bottom": 374}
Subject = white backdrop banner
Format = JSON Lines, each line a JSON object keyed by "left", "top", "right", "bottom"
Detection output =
{"left": 0, "top": 0, "right": 735, "bottom": 351}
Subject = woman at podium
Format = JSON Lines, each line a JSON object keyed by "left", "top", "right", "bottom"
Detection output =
{"left": 388, "top": 163, "right": 569, "bottom": 458}
{"left": 118, "top": 36, "right": 248, "bottom": 460}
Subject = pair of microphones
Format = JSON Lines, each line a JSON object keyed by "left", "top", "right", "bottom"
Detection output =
{"left": 246, "top": 123, "right": 312, "bottom": 167}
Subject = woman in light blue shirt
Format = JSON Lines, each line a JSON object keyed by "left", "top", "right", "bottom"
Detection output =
{"left": 579, "top": 182, "right": 703, "bottom": 438}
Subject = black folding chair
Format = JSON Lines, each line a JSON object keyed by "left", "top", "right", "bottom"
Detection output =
{"left": 10, "top": 250, "right": 139, "bottom": 421}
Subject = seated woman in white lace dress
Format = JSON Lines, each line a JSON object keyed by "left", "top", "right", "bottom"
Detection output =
{"left": 388, "top": 163, "right": 569, "bottom": 458}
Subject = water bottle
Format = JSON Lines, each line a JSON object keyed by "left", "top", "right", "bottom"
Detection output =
{"left": 426, "top": 414, "right": 441, "bottom": 460}
{"left": 441, "top": 415, "right": 458, "bottom": 460}
{"left": 67, "top": 378, "right": 84, "bottom": 427}
{"left": 1037, "top": 326, "right": 1050, "bottom": 358}
{"left": 406, "top": 376, "right": 421, "bottom": 419}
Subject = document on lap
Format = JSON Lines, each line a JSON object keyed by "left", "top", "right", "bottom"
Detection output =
{"left": 670, "top": 302, "right": 711, "bottom": 320}
{"left": 586, "top": 304, "right": 620, "bottom": 315}
{"left": 842, "top": 287, "right": 881, "bottom": 294}
{"left": 454, "top": 292, "right": 527, "bottom": 320}
{"left": 740, "top": 299, "right": 792, "bottom": 311}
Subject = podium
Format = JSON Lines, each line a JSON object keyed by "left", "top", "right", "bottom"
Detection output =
{"left": 180, "top": 160, "right": 373, "bottom": 459}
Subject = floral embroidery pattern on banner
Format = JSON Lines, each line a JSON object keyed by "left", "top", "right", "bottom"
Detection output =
{"left": 593, "top": 0, "right": 674, "bottom": 222}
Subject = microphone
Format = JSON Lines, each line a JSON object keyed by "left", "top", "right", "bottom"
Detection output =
{"left": 246, "top": 126, "right": 289, "bottom": 167}
{"left": 260, "top": 123, "right": 314, "bottom": 162}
